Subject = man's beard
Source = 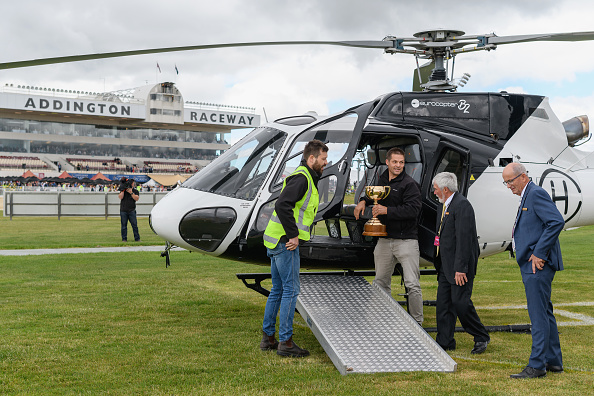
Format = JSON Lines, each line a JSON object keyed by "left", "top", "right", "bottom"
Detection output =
{"left": 312, "top": 162, "right": 324, "bottom": 174}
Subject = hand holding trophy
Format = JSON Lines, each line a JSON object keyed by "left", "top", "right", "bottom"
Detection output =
{"left": 362, "top": 186, "right": 391, "bottom": 236}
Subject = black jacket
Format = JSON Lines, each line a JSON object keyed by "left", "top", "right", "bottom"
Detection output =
{"left": 361, "top": 168, "right": 421, "bottom": 239}
{"left": 275, "top": 161, "right": 320, "bottom": 241}
{"left": 434, "top": 193, "right": 480, "bottom": 283}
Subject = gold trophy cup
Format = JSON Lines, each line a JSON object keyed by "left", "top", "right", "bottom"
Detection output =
{"left": 362, "top": 186, "right": 391, "bottom": 236}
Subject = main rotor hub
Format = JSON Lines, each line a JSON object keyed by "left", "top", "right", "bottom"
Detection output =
{"left": 413, "top": 29, "right": 466, "bottom": 41}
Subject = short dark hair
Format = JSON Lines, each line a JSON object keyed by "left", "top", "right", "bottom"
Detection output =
{"left": 303, "top": 139, "right": 329, "bottom": 160}
{"left": 386, "top": 147, "right": 405, "bottom": 161}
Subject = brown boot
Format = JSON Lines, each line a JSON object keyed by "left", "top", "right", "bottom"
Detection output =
{"left": 277, "top": 337, "right": 310, "bottom": 358}
{"left": 260, "top": 331, "right": 279, "bottom": 351}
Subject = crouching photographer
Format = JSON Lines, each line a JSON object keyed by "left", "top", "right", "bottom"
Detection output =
{"left": 118, "top": 177, "right": 140, "bottom": 242}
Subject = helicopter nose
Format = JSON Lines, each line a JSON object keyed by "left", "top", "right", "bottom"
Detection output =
{"left": 149, "top": 187, "right": 238, "bottom": 252}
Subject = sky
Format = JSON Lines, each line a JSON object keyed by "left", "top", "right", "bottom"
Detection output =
{"left": 3, "top": 0, "right": 594, "bottom": 147}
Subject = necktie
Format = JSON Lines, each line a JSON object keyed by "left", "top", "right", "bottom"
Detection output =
{"left": 436, "top": 203, "right": 446, "bottom": 256}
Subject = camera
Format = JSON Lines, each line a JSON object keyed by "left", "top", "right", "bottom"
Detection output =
{"left": 119, "top": 177, "right": 133, "bottom": 191}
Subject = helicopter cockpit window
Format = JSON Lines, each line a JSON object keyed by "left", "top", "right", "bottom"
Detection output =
{"left": 272, "top": 116, "right": 356, "bottom": 189}
{"left": 182, "top": 127, "right": 287, "bottom": 200}
{"left": 430, "top": 149, "right": 464, "bottom": 203}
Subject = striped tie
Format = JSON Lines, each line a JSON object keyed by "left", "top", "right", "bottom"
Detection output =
{"left": 436, "top": 203, "right": 446, "bottom": 256}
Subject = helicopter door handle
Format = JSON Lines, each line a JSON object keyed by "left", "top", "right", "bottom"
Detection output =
{"left": 338, "top": 160, "right": 348, "bottom": 174}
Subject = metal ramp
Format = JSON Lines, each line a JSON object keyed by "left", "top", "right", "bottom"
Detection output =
{"left": 297, "top": 275, "right": 457, "bottom": 375}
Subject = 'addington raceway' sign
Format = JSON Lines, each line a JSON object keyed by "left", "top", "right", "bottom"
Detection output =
{"left": 0, "top": 92, "right": 260, "bottom": 127}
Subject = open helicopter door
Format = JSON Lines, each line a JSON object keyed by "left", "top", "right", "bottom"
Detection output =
{"left": 242, "top": 102, "right": 375, "bottom": 262}
{"left": 418, "top": 140, "right": 471, "bottom": 265}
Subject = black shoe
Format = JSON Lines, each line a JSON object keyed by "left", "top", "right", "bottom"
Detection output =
{"left": 546, "top": 363, "right": 564, "bottom": 373}
{"left": 277, "top": 337, "right": 309, "bottom": 358}
{"left": 260, "top": 331, "right": 279, "bottom": 351}
{"left": 471, "top": 340, "right": 490, "bottom": 354}
{"left": 122, "top": 239, "right": 127, "bottom": 242}
{"left": 510, "top": 366, "right": 546, "bottom": 379}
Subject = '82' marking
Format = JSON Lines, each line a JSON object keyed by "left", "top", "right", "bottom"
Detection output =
{"left": 458, "top": 100, "right": 470, "bottom": 114}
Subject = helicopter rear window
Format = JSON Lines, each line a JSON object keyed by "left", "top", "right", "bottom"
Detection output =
{"left": 182, "top": 127, "right": 287, "bottom": 200}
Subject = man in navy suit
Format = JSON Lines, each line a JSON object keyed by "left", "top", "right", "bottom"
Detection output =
{"left": 503, "top": 163, "right": 564, "bottom": 379}
{"left": 432, "top": 172, "right": 490, "bottom": 354}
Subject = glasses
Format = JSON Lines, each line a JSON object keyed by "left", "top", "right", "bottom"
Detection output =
{"left": 502, "top": 173, "right": 523, "bottom": 186}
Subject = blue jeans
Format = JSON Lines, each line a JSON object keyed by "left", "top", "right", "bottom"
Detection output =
{"left": 120, "top": 210, "right": 140, "bottom": 241}
{"left": 262, "top": 243, "right": 301, "bottom": 342}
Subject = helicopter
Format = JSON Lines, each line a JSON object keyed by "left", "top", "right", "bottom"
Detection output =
{"left": 144, "top": 29, "right": 594, "bottom": 278}
{"left": 3, "top": 28, "right": 594, "bottom": 279}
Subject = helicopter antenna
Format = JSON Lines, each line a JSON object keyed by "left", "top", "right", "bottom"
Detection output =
{"left": 262, "top": 107, "right": 269, "bottom": 123}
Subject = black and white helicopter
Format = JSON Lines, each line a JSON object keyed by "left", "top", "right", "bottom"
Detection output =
{"left": 144, "top": 29, "right": 594, "bottom": 282}
{"left": 4, "top": 29, "right": 594, "bottom": 286}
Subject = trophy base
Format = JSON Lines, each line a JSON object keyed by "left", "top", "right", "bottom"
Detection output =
{"left": 362, "top": 222, "right": 388, "bottom": 237}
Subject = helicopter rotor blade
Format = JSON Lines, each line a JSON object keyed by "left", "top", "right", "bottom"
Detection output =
{"left": 487, "top": 31, "right": 594, "bottom": 45}
{"left": 0, "top": 40, "right": 392, "bottom": 70}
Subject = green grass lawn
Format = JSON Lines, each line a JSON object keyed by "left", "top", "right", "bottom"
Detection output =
{"left": 0, "top": 214, "right": 593, "bottom": 395}
{"left": 0, "top": 213, "right": 163, "bottom": 249}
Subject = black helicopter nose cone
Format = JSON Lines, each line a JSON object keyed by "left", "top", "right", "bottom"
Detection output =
{"left": 179, "top": 207, "right": 237, "bottom": 252}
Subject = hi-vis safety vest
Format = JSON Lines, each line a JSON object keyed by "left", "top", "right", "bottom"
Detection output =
{"left": 263, "top": 166, "right": 319, "bottom": 249}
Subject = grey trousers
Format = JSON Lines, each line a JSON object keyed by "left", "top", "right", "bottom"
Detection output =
{"left": 373, "top": 238, "right": 423, "bottom": 324}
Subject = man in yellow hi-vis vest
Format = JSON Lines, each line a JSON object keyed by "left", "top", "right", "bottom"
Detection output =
{"left": 261, "top": 140, "right": 328, "bottom": 358}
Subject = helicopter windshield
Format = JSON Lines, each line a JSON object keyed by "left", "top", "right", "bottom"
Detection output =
{"left": 182, "top": 127, "right": 287, "bottom": 200}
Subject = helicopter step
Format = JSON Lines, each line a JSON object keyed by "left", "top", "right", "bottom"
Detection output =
{"left": 297, "top": 275, "right": 456, "bottom": 375}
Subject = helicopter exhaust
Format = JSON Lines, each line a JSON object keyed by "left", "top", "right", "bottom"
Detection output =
{"left": 563, "top": 115, "right": 589, "bottom": 145}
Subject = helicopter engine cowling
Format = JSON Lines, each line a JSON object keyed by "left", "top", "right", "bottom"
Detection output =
{"left": 563, "top": 115, "right": 589, "bottom": 146}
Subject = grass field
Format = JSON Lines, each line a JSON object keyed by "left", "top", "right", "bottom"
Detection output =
{"left": 0, "top": 213, "right": 593, "bottom": 395}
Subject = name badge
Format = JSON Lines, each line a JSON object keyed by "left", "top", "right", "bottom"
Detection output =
{"left": 434, "top": 236, "right": 440, "bottom": 246}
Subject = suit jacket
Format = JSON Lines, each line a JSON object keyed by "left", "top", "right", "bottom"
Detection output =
{"left": 434, "top": 193, "right": 480, "bottom": 284}
{"left": 514, "top": 182, "right": 564, "bottom": 273}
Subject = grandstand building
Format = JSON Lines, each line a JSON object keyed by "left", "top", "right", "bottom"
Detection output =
{"left": 0, "top": 82, "right": 259, "bottom": 178}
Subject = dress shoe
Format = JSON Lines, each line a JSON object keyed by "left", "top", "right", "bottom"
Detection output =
{"left": 546, "top": 363, "right": 564, "bottom": 373}
{"left": 510, "top": 366, "right": 546, "bottom": 379}
{"left": 277, "top": 337, "right": 310, "bottom": 358}
{"left": 471, "top": 339, "right": 490, "bottom": 354}
{"left": 259, "top": 331, "right": 279, "bottom": 351}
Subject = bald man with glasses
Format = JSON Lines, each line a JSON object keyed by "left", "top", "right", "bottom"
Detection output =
{"left": 502, "top": 162, "right": 565, "bottom": 379}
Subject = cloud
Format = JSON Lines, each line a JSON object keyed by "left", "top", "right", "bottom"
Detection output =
{"left": 3, "top": 0, "right": 594, "bottom": 129}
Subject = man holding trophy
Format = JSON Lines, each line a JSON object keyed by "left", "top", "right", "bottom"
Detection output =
{"left": 354, "top": 147, "right": 423, "bottom": 325}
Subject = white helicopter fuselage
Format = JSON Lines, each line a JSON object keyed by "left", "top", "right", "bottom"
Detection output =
{"left": 150, "top": 91, "right": 593, "bottom": 269}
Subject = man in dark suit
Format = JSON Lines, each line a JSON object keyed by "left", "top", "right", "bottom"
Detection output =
{"left": 432, "top": 172, "right": 490, "bottom": 354}
{"left": 503, "top": 163, "right": 564, "bottom": 379}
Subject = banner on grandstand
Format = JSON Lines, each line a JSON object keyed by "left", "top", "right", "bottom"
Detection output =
{"left": 70, "top": 173, "right": 150, "bottom": 183}
{"left": 184, "top": 109, "right": 260, "bottom": 127}
{"left": 0, "top": 92, "right": 145, "bottom": 119}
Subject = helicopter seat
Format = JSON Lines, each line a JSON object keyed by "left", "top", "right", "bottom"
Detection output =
{"left": 340, "top": 204, "right": 372, "bottom": 219}
{"left": 339, "top": 204, "right": 374, "bottom": 244}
